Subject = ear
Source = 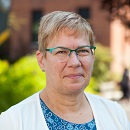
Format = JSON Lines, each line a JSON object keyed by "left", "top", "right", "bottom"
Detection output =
{"left": 36, "top": 50, "right": 45, "bottom": 71}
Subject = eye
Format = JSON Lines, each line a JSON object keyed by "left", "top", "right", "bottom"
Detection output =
{"left": 53, "top": 48, "right": 68, "bottom": 55}
{"left": 78, "top": 49, "right": 89, "bottom": 53}
{"left": 77, "top": 48, "right": 90, "bottom": 55}
{"left": 56, "top": 51, "right": 67, "bottom": 54}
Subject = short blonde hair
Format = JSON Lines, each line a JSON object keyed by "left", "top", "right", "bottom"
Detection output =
{"left": 38, "top": 11, "right": 95, "bottom": 52}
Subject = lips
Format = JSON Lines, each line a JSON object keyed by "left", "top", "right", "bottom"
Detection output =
{"left": 64, "top": 74, "right": 83, "bottom": 79}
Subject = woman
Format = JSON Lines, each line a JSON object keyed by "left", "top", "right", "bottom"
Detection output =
{"left": 0, "top": 11, "right": 129, "bottom": 130}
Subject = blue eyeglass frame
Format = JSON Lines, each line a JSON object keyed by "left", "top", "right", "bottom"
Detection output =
{"left": 44, "top": 45, "right": 96, "bottom": 56}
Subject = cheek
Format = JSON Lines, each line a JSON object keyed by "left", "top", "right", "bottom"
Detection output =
{"left": 83, "top": 58, "right": 94, "bottom": 74}
{"left": 45, "top": 61, "right": 62, "bottom": 77}
{"left": 89, "top": 56, "right": 94, "bottom": 68}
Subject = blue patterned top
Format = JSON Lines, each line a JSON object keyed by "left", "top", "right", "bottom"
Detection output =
{"left": 40, "top": 98, "right": 97, "bottom": 130}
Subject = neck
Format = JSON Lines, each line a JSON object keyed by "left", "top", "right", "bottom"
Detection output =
{"left": 40, "top": 87, "right": 88, "bottom": 113}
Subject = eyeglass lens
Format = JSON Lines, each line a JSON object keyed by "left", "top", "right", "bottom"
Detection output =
{"left": 51, "top": 47, "right": 94, "bottom": 62}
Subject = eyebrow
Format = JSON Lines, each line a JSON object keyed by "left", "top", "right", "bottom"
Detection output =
{"left": 47, "top": 45, "right": 92, "bottom": 49}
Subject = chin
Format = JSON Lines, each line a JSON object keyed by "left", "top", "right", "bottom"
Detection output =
{"left": 65, "top": 83, "right": 86, "bottom": 93}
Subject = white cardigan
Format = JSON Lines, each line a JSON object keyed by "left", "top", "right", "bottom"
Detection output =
{"left": 0, "top": 92, "right": 129, "bottom": 130}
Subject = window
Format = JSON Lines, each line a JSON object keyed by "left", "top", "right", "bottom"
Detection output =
{"left": 78, "top": 8, "right": 90, "bottom": 19}
{"left": 32, "top": 10, "right": 43, "bottom": 44}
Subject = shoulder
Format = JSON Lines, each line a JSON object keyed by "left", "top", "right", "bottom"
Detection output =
{"left": 85, "top": 92, "right": 123, "bottom": 112}
{"left": 85, "top": 92, "right": 117, "bottom": 104}
{"left": 0, "top": 92, "right": 41, "bottom": 129}
{"left": 85, "top": 92, "right": 130, "bottom": 129}
{"left": 3, "top": 91, "right": 40, "bottom": 113}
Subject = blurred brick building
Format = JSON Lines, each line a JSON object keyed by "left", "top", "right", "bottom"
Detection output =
{"left": 4, "top": 0, "right": 130, "bottom": 74}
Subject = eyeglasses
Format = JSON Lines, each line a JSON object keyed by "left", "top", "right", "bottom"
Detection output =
{"left": 44, "top": 46, "right": 96, "bottom": 62}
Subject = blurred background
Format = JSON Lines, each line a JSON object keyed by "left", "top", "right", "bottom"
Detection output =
{"left": 0, "top": 0, "right": 130, "bottom": 119}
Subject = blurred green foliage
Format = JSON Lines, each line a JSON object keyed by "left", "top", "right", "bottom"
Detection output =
{"left": 93, "top": 43, "right": 112, "bottom": 81}
{"left": 85, "top": 43, "right": 112, "bottom": 93}
{"left": 0, "top": 44, "right": 112, "bottom": 112}
{"left": 0, "top": 55, "right": 46, "bottom": 112}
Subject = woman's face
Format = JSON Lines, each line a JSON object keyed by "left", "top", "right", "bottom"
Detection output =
{"left": 38, "top": 30, "right": 95, "bottom": 95}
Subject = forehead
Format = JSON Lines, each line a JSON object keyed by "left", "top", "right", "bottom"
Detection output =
{"left": 48, "top": 29, "right": 89, "bottom": 47}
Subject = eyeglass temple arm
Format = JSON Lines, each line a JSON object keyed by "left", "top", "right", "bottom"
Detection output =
{"left": 45, "top": 48, "right": 55, "bottom": 53}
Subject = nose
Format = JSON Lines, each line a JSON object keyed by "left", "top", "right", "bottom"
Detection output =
{"left": 67, "top": 52, "right": 81, "bottom": 67}
{"left": 68, "top": 50, "right": 78, "bottom": 57}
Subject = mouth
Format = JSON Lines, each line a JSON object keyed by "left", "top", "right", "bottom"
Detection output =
{"left": 64, "top": 74, "right": 83, "bottom": 79}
